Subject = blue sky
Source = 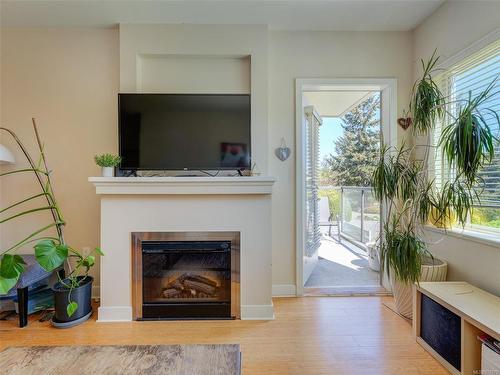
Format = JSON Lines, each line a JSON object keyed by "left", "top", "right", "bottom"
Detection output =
{"left": 319, "top": 117, "right": 343, "bottom": 162}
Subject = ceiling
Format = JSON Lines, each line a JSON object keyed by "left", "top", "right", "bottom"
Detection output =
{"left": 0, "top": 0, "right": 444, "bottom": 31}
{"left": 303, "top": 91, "right": 374, "bottom": 117}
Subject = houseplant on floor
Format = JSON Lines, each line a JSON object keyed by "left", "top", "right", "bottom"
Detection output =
{"left": 0, "top": 119, "right": 103, "bottom": 325}
{"left": 372, "top": 52, "right": 499, "bottom": 318}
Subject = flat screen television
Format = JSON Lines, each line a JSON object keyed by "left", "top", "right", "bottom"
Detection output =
{"left": 118, "top": 93, "right": 251, "bottom": 171}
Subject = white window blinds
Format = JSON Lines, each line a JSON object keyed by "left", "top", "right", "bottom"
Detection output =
{"left": 304, "top": 106, "right": 322, "bottom": 256}
{"left": 434, "top": 40, "right": 500, "bottom": 208}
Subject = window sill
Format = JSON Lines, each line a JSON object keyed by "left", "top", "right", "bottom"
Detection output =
{"left": 424, "top": 225, "right": 500, "bottom": 248}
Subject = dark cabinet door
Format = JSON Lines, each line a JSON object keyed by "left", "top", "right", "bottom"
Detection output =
{"left": 421, "top": 294, "right": 461, "bottom": 371}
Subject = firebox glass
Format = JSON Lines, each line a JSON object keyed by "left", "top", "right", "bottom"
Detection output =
{"left": 142, "top": 241, "right": 231, "bottom": 304}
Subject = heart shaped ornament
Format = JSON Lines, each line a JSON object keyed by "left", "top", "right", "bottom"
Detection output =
{"left": 275, "top": 138, "right": 291, "bottom": 161}
{"left": 398, "top": 117, "right": 412, "bottom": 130}
{"left": 275, "top": 146, "right": 291, "bottom": 161}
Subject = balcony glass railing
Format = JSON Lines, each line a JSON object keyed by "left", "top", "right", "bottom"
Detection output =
{"left": 319, "top": 186, "right": 380, "bottom": 244}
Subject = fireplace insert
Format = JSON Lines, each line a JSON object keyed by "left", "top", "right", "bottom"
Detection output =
{"left": 132, "top": 232, "right": 240, "bottom": 320}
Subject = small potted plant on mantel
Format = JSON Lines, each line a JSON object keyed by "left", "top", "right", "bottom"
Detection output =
{"left": 372, "top": 51, "right": 499, "bottom": 318}
{"left": 94, "top": 153, "right": 121, "bottom": 177}
{"left": 0, "top": 120, "right": 103, "bottom": 326}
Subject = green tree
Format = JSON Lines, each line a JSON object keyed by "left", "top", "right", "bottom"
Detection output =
{"left": 321, "top": 94, "right": 380, "bottom": 186}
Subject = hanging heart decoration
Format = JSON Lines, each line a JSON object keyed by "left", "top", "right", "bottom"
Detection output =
{"left": 398, "top": 117, "right": 412, "bottom": 130}
{"left": 275, "top": 138, "right": 291, "bottom": 161}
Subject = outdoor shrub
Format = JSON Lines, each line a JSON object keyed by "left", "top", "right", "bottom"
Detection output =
{"left": 319, "top": 189, "right": 341, "bottom": 218}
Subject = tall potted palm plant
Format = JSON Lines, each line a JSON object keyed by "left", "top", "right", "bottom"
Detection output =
{"left": 373, "top": 52, "right": 499, "bottom": 318}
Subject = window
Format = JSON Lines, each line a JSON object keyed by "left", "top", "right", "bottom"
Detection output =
{"left": 434, "top": 40, "right": 500, "bottom": 234}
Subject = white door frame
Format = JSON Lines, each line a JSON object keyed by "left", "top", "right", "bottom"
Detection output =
{"left": 295, "top": 78, "right": 398, "bottom": 296}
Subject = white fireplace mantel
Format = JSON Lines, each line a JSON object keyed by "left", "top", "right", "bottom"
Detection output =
{"left": 88, "top": 176, "right": 276, "bottom": 195}
{"left": 89, "top": 175, "right": 276, "bottom": 322}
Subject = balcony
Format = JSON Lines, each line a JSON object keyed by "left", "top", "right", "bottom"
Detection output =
{"left": 304, "top": 186, "right": 386, "bottom": 294}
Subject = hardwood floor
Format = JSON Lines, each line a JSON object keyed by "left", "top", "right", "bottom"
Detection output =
{"left": 0, "top": 296, "right": 447, "bottom": 374}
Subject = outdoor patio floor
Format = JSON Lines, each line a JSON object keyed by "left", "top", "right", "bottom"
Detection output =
{"left": 304, "top": 235, "right": 388, "bottom": 295}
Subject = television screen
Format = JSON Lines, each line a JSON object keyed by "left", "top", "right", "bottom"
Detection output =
{"left": 119, "top": 94, "right": 251, "bottom": 170}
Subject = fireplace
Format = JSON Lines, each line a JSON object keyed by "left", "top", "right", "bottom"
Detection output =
{"left": 132, "top": 232, "right": 240, "bottom": 320}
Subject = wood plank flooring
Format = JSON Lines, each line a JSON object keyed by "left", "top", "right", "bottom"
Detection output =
{"left": 0, "top": 296, "right": 447, "bottom": 374}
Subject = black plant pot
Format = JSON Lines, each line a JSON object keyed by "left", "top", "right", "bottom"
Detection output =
{"left": 52, "top": 276, "right": 93, "bottom": 323}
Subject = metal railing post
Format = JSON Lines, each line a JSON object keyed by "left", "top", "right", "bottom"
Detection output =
{"left": 360, "top": 188, "right": 365, "bottom": 243}
{"left": 340, "top": 187, "right": 344, "bottom": 236}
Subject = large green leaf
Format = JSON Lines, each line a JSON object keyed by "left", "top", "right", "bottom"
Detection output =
{"left": 34, "top": 240, "right": 68, "bottom": 271}
{"left": 0, "top": 275, "right": 18, "bottom": 295}
{"left": 0, "top": 254, "right": 26, "bottom": 279}
{"left": 84, "top": 255, "right": 95, "bottom": 267}
{"left": 94, "top": 247, "right": 104, "bottom": 256}
{"left": 78, "top": 255, "right": 95, "bottom": 270}
{"left": 67, "top": 301, "right": 78, "bottom": 317}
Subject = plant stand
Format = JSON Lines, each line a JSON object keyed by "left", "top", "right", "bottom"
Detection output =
{"left": 0, "top": 255, "right": 64, "bottom": 328}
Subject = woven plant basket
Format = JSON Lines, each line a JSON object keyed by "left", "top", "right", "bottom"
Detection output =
{"left": 390, "top": 257, "right": 448, "bottom": 319}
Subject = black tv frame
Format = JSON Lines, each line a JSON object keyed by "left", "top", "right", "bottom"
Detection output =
{"left": 117, "top": 93, "right": 251, "bottom": 174}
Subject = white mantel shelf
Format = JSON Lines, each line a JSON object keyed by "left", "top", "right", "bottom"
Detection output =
{"left": 88, "top": 176, "right": 276, "bottom": 195}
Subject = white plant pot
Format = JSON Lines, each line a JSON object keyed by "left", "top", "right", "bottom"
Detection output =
{"left": 367, "top": 244, "right": 380, "bottom": 272}
{"left": 101, "top": 167, "right": 114, "bottom": 177}
{"left": 390, "top": 257, "right": 448, "bottom": 319}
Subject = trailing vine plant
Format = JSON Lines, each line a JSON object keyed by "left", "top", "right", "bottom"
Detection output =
{"left": 409, "top": 50, "right": 446, "bottom": 134}
{"left": 0, "top": 119, "right": 102, "bottom": 317}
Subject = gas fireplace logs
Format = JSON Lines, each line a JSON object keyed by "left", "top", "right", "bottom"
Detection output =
{"left": 162, "top": 273, "right": 219, "bottom": 299}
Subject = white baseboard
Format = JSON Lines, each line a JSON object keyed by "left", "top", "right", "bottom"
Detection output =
{"left": 97, "top": 306, "right": 132, "bottom": 322}
{"left": 272, "top": 284, "right": 297, "bottom": 297}
{"left": 241, "top": 303, "right": 275, "bottom": 320}
{"left": 92, "top": 285, "right": 100, "bottom": 299}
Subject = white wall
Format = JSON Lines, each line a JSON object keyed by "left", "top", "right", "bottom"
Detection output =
{"left": 424, "top": 231, "right": 500, "bottom": 296}
{"left": 268, "top": 31, "right": 413, "bottom": 290}
{"left": 413, "top": 1, "right": 500, "bottom": 296}
{"left": 413, "top": 1, "right": 500, "bottom": 71}
{"left": 1, "top": 25, "right": 434, "bottom": 297}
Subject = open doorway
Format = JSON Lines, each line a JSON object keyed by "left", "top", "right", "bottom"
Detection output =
{"left": 296, "top": 79, "right": 397, "bottom": 296}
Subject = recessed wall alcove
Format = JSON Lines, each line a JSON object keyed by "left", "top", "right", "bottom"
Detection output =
{"left": 136, "top": 54, "right": 251, "bottom": 94}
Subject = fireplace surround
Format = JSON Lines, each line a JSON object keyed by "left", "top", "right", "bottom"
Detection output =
{"left": 90, "top": 176, "right": 275, "bottom": 321}
{"left": 132, "top": 231, "right": 240, "bottom": 320}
